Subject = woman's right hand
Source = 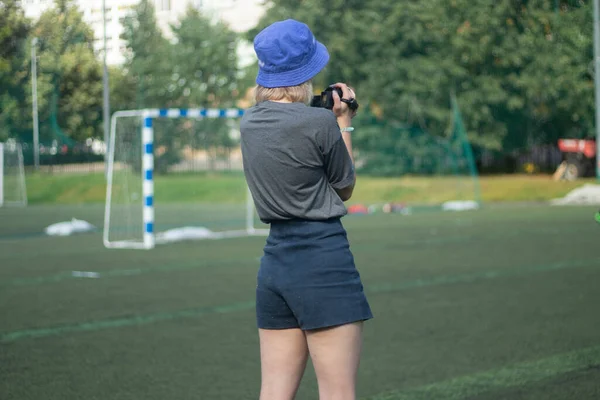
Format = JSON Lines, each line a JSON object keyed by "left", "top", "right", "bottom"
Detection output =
{"left": 331, "top": 82, "right": 357, "bottom": 127}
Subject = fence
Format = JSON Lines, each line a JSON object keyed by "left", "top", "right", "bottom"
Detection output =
{"left": 477, "top": 145, "right": 564, "bottom": 175}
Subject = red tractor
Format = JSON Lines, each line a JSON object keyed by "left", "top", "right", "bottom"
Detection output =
{"left": 555, "top": 139, "right": 597, "bottom": 180}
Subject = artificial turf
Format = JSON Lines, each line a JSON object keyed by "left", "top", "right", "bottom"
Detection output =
{"left": 1, "top": 204, "right": 599, "bottom": 399}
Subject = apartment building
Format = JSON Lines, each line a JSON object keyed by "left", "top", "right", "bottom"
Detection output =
{"left": 22, "top": 0, "right": 266, "bottom": 65}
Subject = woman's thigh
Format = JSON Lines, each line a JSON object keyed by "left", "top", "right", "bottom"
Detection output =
{"left": 259, "top": 328, "right": 309, "bottom": 400}
{"left": 305, "top": 322, "right": 364, "bottom": 399}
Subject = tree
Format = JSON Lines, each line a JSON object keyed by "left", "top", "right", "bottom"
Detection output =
{"left": 252, "top": 0, "right": 594, "bottom": 159}
{"left": 168, "top": 7, "right": 241, "bottom": 155}
{"left": 108, "top": 66, "right": 136, "bottom": 112}
{"left": 121, "top": 0, "right": 171, "bottom": 109}
{"left": 120, "top": 3, "right": 242, "bottom": 173}
{"left": 0, "top": 0, "right": 31, "bottom": 142}
{"left": 32, "top": 0, "right": 103, "bottom": 144}
{"left": 515, "top": 1, "right": 593, "bottom": 146}
{"left": 170, "top": 7, "right": 240, "bottom": 108}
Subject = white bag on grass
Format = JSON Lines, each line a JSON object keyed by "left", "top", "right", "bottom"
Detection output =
{"left": 45, "top": 218, "right": 97, "bottom": 236}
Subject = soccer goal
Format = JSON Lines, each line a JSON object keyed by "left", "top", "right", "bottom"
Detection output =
{"left": 0, "top": 141, "right": 27, "bottom": 207}
{"left": 103, "top": 108, "right": 269, "bottom": 250}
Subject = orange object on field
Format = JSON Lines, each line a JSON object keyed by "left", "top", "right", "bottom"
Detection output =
{"left": 347, "top": 204, "right": 369, "bottom": 215}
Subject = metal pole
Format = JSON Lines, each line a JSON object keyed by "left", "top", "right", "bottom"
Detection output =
{"left": 102, "top": 0, "right": 111, "bottom": 177}
{"left": 31, "top": 38, "right": 40, "bottom": 171}
{"left": 594, "top": 0, "right": 600, "bottom": 180}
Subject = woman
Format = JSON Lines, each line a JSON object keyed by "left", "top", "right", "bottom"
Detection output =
{"left": 240, "top": 19, "right": 373, "bottom": 400}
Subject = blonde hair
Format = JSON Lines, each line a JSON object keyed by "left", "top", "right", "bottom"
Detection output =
{"left": 254, "top": 81, "right": 313, "bottom": 105}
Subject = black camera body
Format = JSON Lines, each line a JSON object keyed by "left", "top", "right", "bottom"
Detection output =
{"left": 310, "top": 86, "right": 359, "bottom": 112}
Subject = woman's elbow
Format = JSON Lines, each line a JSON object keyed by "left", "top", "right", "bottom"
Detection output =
{"left": 336, "top": 186, "right": 354, "bottom": 201}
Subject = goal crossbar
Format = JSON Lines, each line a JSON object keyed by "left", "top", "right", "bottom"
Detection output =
{"left": 103, "top": 108, "right": 268, "bottom": 250}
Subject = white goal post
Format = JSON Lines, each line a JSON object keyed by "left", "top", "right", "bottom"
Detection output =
{"left": 0, "top": 142, "right": 28, "bottom": 207}
{"left": 103, "top": 108, "right": 269, "bottom": 250}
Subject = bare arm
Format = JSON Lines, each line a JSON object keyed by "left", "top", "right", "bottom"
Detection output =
{"left": 332, "top": 85, "right": 357, "bottom": 201}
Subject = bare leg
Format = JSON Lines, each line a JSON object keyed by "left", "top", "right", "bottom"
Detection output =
{"left": 305, "top": 322, "right": 364, "bottom": 400}
{"left": 259, "top": 328, "right": 309, "bottom": 400}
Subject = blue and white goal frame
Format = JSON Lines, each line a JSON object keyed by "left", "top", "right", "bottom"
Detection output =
{"left": 0, "top": 142, "right": 27, "bottom": 208}
{"left": 103, "top": 108, "right": 268, "bottom": 250}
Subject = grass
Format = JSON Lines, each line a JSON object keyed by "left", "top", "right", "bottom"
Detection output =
{"left": 477, "top": 175, "right": 599, "bottom": 202}
{"left": 1, "top": 204, "right": 599, "bottom": 400}
{"left": 23, "top": 171, "right": 599, "bottom": 205}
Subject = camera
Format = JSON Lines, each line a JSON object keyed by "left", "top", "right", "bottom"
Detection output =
{"left": 310, "top": 86, "right": 359, "bottom": 112}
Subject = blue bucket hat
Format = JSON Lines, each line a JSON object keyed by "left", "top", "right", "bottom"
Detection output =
{"left": 254, "top": 19, "right": 330, "bottom": 88}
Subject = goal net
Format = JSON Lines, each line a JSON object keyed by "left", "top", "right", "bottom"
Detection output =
{"left": 103, "top": 108, "right": 268, "bottom": 250}
{"left": 0, "top": 142, "right": 27, "bottom": 207}
{"left": 352, "top": 95, "right": 481, "bottom": 213}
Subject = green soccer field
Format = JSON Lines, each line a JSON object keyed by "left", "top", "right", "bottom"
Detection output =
{"left": 1, "top": 204, "right": 599, "bottom": 400}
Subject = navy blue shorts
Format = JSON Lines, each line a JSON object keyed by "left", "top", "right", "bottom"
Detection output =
{"left": 256, "top": 218, "right": 373, "bottom": 330}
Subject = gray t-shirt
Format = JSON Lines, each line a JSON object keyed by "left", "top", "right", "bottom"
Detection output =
{"left": 240, "top": 101, "right": 355, "bottom": 223}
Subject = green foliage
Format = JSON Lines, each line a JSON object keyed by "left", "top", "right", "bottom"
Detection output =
{"left": 352, "top": 97, "right": 480, "bottom": 204}
{"left": 254, "top": 0, "right": 595, "bottom": 155}
{"left": 32, "top": 0, "right": 103, "bottom": 144}
{"left": 3, "top": 0, "right": 593, "bottom": 174}
{"left": 2, "top": 0, "right": 103, "bottom": 145}
{"left": 120, "top": 1, "right": 241, "bottom": 110}
{"left": 170, "top": 7, "right": 240, "bottom": 108}
{"left": 119, "top": 2, "right": 242, "bottom": 173}
{"left": 0, "top": 0, "right": 31, "bottom": 142}
{"left": 108, "top": 66, "right": 136, "bottom": 112}
{"left": 121, "top": 0, "right": 171, "bottom": 109}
